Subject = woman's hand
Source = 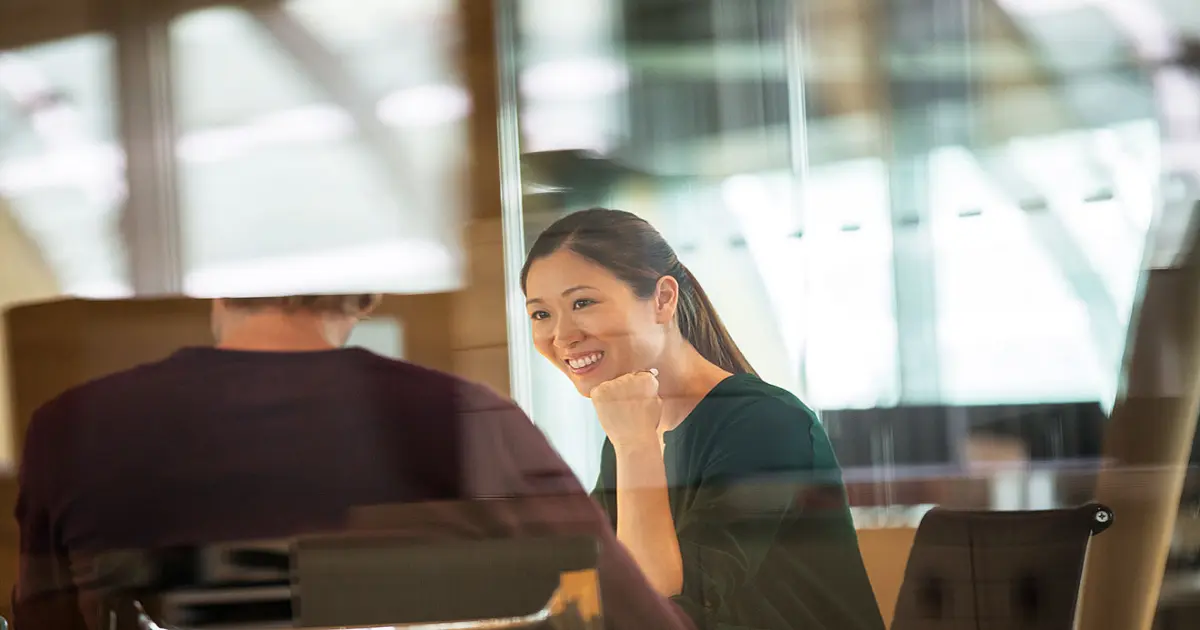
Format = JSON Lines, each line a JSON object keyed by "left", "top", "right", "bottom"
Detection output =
{"left": 591, "top": 370, "right": 662, "bottom": 449}
{"left": 595, "top": 370, "right": 682, "bottom": 597}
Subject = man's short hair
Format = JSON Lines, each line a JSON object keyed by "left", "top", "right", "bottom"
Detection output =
{"left": 224, "top": 295, "right": 382, "bottom": 317}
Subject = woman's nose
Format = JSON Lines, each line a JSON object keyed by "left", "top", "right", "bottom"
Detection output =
{"left": 552, "top": 317, "right": 585, "bottom": 348}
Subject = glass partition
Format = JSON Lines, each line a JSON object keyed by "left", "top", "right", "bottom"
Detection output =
{"left": 500, "top": 0, "right": 1160, "bottom": 491}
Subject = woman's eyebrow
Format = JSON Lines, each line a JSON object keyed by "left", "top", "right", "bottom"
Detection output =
{"left": 526, "top": 285, "right": 597, "bottom": 306}
{"left": 562, "top": 285, "right": 597, "bottom": 297}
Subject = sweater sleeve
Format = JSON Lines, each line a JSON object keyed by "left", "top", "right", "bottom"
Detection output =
{"left": 669, "top": 399, "right": 819, "bottom": 628}
{"left": 14, "top": 407, "right": 89, "bottom": 630}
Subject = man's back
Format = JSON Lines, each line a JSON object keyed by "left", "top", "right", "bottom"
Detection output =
{"left": 23, "top": 348, "right": 467, "bottom": 551}
{"left": 15, "top": 347, "right": 690, "bottom": 629}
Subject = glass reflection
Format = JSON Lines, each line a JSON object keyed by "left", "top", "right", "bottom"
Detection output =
{"left": 506, "top": 0, "right": 1160, "bottom": 495}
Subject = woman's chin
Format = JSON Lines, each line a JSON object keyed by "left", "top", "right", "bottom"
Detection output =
{"left": 572, "top": 375, "right": 599, "bottom": 397}
{"left": 568, "top": 368, "right": 608, "bottom": 397}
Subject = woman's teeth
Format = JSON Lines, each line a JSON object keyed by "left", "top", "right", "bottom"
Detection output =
{"left": 567, "top": 353, "right": 604, "bottom": 370}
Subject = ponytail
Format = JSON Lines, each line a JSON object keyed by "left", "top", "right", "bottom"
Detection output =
{"left": 675, "top": 266, "right": 757, "bottom": 376}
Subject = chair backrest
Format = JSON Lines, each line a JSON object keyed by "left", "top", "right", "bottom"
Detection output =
{"left": 93, "top": 541, "right": 292, "bottom": 630}
{"left": 101, "top": 533, "right": 602, "bottom": 630}
{"left": 891, "top": 503, "right": 1113, "bottom": 630}
{"left": 293, "top": 533, "right": 601, "bottom": 629}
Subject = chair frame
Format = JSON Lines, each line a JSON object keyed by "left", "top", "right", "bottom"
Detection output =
{"left": 129, "top": 567, "right": 602, "bottom": 630}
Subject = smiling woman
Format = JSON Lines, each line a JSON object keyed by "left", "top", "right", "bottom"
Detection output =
{"left": 521, "top": 208, "right": 755, "bottom": 396}
{"left": 519, "top": 208, "right": 884, "bottom": 630}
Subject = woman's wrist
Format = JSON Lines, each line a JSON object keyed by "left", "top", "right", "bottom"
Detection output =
{"left": 611, "top": 436, "right": 661, "bottom": 456}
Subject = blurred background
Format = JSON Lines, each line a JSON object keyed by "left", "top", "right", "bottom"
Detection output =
{"left": 3, "top": 0, "right": 1200, "bottom": 628}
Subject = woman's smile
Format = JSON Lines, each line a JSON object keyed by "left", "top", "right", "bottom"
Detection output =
{"left": 565, "top": 350, "right": 606, "bottom": 375}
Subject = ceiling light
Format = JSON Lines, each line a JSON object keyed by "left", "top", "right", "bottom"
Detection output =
{"left": 996, "top": 0, "right": 1092, "bottom": 15}
{"left": 0, "top": 53, "right": 51, "bottom": 101}
{"left": 177, "top": 105, "right": 353, "bottom": 163}
{"left": 0, "top": 144, "right": 124, "bottom": 194}
{"left": 0, "top": 83, "right": 466, "bottom": 195}
{"left": 376, "top": 83, "right": 470, "bottom": 127}
{"left": 520, "top": 58, "right": 628, "bottom": 101}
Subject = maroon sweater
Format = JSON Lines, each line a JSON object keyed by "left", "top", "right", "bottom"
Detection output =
{"left": 14, "top": 346, "right": 691, "bottom": 630}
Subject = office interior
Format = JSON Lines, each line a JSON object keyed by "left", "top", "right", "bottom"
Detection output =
{"left": 1, "top": 0, "right": 1200, "bottom": 628}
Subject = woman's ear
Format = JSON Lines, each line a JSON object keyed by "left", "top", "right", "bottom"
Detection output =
{"left": 653, "top": 275, "right": 680, "bottom": 325}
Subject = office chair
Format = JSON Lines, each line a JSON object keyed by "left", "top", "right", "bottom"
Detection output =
{"left": 105, "top": 533, "right": 601, "bottom": 630}
{"left": 891, "top": 502, "right": 1113, "bottom": 630}
{"left": 292, "top": 533, "right": 602, "bottom": 629}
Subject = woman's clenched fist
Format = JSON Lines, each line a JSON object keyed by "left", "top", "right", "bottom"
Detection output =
{"left": 590, "top": 369, "right": 663, "bottom": 449}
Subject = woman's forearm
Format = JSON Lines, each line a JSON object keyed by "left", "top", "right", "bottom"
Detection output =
{"left": 613, "top": 441, "right": 684, "bottom": 597}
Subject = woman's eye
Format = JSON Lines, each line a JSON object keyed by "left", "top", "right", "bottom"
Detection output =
{"left": 572, "top": 299, "right": 596, "bottom": 310}
{"left": 529, "top": 310, "right": 550, "bottom": 321}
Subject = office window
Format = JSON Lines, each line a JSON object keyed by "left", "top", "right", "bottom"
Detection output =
{"left": 0, "top": 34, "right": 129, "bottom": 297}
{"left": 792, "top": 160, "right": 900, "bottom": 409}
{"left": 929, "top": 145, "right": 1109, "bottom": 405}
{"left": 171, "top": 2, "right": 467, "bottom": 297}
{"left": 347, "top": 317, "right": 405, "bottom": 360}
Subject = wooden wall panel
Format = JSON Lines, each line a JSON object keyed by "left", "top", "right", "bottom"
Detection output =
{"left": 452, "top": 219, "right": 511, "bottom": 396}
{"left": 1, "top": 201, "right": 62, "bottom": 471}
{"left": 452, "top": 0, "right": 512, "bottom": 397}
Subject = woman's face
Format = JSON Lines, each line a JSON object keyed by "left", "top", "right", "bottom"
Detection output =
{"left": 524, "top": 249, "right": 672, "bottom": 396}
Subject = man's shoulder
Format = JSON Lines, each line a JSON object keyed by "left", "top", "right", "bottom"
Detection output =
{"left": 452, "top": 380, "right": 521, "bottom": 414}
{"left": 350, "top": 352, "right": 520, "bottom": 414}
{"left": 30, "top": 355, "right": 176, "bottom": 424}
{"left": 27, "top": 347, "right": 523, "bottom": 437}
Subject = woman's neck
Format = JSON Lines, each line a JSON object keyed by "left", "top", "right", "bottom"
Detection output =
{"left": 654, "top": 342, "right": 732, "bottom": 434}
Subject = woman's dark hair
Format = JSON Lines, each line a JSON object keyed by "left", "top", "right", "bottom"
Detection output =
{"left": 520, "top": 208, "right": 756, "bottom": 376}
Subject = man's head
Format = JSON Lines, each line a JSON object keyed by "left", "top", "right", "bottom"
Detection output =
{"left": 211, "top": 294, "right": 382, "bottom": 351}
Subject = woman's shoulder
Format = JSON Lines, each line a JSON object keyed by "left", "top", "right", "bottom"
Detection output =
{"left": 707, "top": 374, "right": 816, "bottom": 416}
{"left": 694, "top": 374, "right": 819, "bottom": 437}
{"left": 684, "top": 374, "right": 839, "bottom": 473}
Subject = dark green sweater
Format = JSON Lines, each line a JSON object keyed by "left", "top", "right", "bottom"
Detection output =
{"left": 592, "top": 374, "right": 885, "bottom": 630}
